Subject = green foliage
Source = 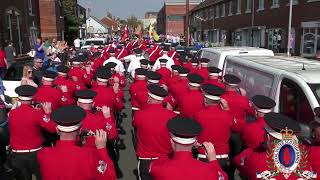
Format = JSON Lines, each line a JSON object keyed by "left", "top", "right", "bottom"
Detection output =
{"left": 63, "top": 0, "right": 81, "bottom": 41}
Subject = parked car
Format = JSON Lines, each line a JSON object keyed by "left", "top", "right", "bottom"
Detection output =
{"left": 196, "top": 47, "right": 274, "bottom": 70}
{"left": 81, "top": 38, "right": 106, "bottom": 51}
{"left": 223, "top": 55, "right": 320, "bottom": 124}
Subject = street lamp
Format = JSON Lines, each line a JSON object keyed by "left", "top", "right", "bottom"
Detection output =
{"left": 251, "top": 0, "right": 255, "bottom": 47}
{"left": 287, "top": 0, "right": 293, "bottom": 56}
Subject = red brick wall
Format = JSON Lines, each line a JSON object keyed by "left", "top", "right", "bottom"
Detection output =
{"left": 39, "top": 0, "right": 64, "bottom": 41}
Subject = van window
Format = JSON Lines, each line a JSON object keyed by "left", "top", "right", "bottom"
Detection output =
{"left": 279, "top": 79, "right": 314, "bottom": 123}
{"left": 202, "top": 51, "right": 220, "bottom": 67}
{"left": 224, "top": 61, "right": 274, "bottom": 98}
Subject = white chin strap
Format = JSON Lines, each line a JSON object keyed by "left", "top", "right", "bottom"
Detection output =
{"left": 204, "top": 94, "right": 221, "bottom": 101}
{"left": 189, "top": 83, "right": 200, "bottom": 87}
{"left": 58, "top": 72, "right": 67, "bottom": 76}
{"left": 171, "top": 134, "right": 196, "bottom": 145}
{"left": 148, "top": 79, "right": 159, "bottom": 84}
{"left": 18, "top": 96, "right": 33, "bottom": 101}
{"left": 57, "top": 122, "right": 82, "bottom": 132}
{"left": 179, "top": 74, "right": 188, "bottom": 77}
{"left": 209, "top": 73, "right": 219, "bottom": 76}
{"left": 148, "top": 93, "right": 164, "bottom": 101}
{"left": 78, "top": 98, "right": 93, "bottom": 104}
{"left": 42, "top": 77, "right": 54, "bottom": 82}
{"left": 97, "top": 78, "right": 108, "bottom": 82}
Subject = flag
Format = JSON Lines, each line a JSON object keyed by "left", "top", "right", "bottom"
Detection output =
{"left": 149, "top": 25, "right": 153, "bottom": 37}
{"left": 153, "top": 31, "right": 159, "bottom": 41}
{"left": 120, "top": 25, "right": 129, "bottom": 42}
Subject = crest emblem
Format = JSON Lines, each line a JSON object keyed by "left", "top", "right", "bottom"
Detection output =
{"left": 76, "top": 85, "right": 81, "bottom": 90}
{"left": 43, "top": 115, "right": 50, "bottom": 123}
{"left": 257, "top": 127, "right": 317, "bottom": 179}
{"left": 105, "top": 123, "right": 112, "bottom": 131}
{"left": 97, "top": 160, "right": 107, "bottom": 174}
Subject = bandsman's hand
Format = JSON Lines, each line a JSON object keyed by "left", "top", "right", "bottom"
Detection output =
{"left": 60, "top": 85, "right": 68, "bottom": 93}
{"left": 102, "top": 106, "right": 111, "bottom": 119}
{"left": 203, "top": 142, "right": 217, "bottom": 162}
{"left": 239, "top": 88, "right": 247, "bottom": 96}
{"left": 220, "top": 98, "right": 229, "bottom": 111}
{"left": 95, "top": 129, "right": 107, "bottom": 149}
{"left": 42, "top": 102, "right": 52, "bottom": 114}
{"left": 85, "top": 65, "right": 91, "bottom": 74}
{"left": 113, "top": 77, "right": 119, "bottom": 83}
{"left": 113, "top": 83, "right": 119, "bottom": 94}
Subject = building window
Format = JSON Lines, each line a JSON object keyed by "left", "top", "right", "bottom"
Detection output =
{"left": 246, "top": 0, "right": 252, "bottom": 13}
{"left": 271, "top": 0, "right": 280, "bottom": 8}
{"left": 167, "top": 15, "right": 184, "bottom": 21}
{"left": 228, "top": 1, "right": 233, "bottom": 16}
{"left": 215, "top": 5, "right": 219, "bottom": 18}
{"left": 221, "top": 3, "right": 226, "bottom": 17}
{"left": 301, "top": 26, "right": 320, "bottom": 57}
{"left": 258, "top": 0, "right": 264, "bottom": 11}
{"left": 237, "top": 0, "right": 241, "bottom": 14}
{"left": 28, "top": 0, "right": 33, "bottom": 15}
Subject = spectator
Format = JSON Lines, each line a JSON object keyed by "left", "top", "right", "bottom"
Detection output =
{"left": 4, "top": 41, "right": 15, "bottom": 68}
{"left": 73, "top": 37, "right": 81, "bottom": 50}
{"left": 35, "top": 38, "right": 45, "bottom": 60}
{"left": 0, "top": 45, "right": 7, "bottom": 79}
{"left": 21, "top": 64, "right": 38, "bottom": 88}
{"left": 27, "top": 47, "right": 36, "bottom": 58}
{"left": 44, "top": 38, "right": 51, "bottom": 56}
{"left": 32, "top": 57, "right": 44, "bottom": 86}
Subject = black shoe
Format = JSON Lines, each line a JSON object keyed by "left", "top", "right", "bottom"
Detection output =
{"left": 116, "top": 140, "right": 126, "bottom": 150}
{"left": 118, "top": 128, "right": 126, "bottom": 135}
{"left": 115, "top": 165, "right": 123, "bottom": 179}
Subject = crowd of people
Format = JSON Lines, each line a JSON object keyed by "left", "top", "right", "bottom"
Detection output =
{"left": 0, "top": 35, "right": 319, "bottom": 180}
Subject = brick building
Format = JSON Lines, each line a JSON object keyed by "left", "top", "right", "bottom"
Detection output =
{"left": 157, "top": 0, "right": 203, "bottom": 36}
{"left": 101, "top": 14, "right": 119, "bottom": 33}
{"left": 0, "top": 0, "right": 41, "bottom": 54}
{"left": 190, "top": 0, "right": 320, "bottom": 57}
{"left": 39, "top": 0, "right": 64, "bottom": 42}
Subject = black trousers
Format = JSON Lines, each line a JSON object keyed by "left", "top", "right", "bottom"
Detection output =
{"left": 138, "top": 159, "right": 154, "bottom": 180}
{"left": 9, "top": 151, "right": 41, "bottom": 180}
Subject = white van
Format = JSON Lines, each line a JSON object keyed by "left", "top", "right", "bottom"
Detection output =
{"left": 223, "top": 55, "right": 320, "bottom": 123}
{"left": 81, "top": 38, "right": 106, "bottom": 50}
{"left": 196, "top": 47, "right": 274, "bottom": 70}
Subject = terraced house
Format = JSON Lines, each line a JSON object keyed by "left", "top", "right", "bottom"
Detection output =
{"left": 190, "top": 0, "right": 320, "bottom": 57}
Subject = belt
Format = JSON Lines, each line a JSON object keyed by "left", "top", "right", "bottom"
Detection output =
{"left": 132, "top": 107, "right": 140, "bottom": 111}
{"left": 138, "top": 157, "right": 159, "bottom": 160}
{"left": 12, "top": 147, "right": 42, "bottom": 153}
{"left": 197, "top": 154, "right": 228, "bottom": 159}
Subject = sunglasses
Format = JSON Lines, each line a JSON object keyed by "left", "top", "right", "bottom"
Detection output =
{"left": 36, "top": 61, "right": 43, "bottom": 64}
{"left": 27, "top": 71, "right": 32, "bottom": 74}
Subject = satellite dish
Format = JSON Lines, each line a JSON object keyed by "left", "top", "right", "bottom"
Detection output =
{"left": 88, "top": 26, "right": 94, "bottom": 33}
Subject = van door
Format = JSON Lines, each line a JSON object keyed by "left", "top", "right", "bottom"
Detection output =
{"left": 279, "top": 78, "right": 314, "bottom": 123}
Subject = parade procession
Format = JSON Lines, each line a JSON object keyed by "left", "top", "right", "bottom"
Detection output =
{"left": 1, "top": 0, "right": 320, "bottom": 180}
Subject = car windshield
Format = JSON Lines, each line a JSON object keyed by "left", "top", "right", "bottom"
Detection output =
{"left": 309, "top": 83, "right": 320, "bottom": 105}
{"left": 84, "top": 40, "right": 104, "bottom": 46}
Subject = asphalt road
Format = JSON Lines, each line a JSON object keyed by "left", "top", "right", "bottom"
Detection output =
{"left": 117, "top": 86, "right": 138, "bottom": 180}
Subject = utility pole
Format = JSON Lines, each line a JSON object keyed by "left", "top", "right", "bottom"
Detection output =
{"left": 251, "top": 0, "right": 255, "bottom": 47}
{"left": 186, "top": 0, "right": 190, "bottom": 47}
{"left": 287, "top": 0, "right": 293, "bottom": 56}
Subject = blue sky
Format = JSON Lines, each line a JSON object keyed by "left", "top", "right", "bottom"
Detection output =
{"left": 78, "top": 0, "right": 164, "bottom": 19}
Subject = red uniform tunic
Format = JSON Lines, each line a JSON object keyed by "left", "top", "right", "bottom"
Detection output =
{"left": 309, "top": 146, "right": 320, "bottom": 175}
{"left": 169, "top": 78, "right": 189, "bottom": 102}
{"left": 195, "top": 67, "right": 209, "bottom": 80}
{"left": 241, "top": 117, "right": 266, "bottom": 149}
{"left": 150, "top": 151, "right": 226, "bottom": 180}
{"left": 91, "top": 57, "right": 105, "bottom": 73}
{"left": 37, "top": 140, "right": 116, "bottom": 180}
{"left": 178, "top": 89, "right": 204, "bottom": 118}
{"left": 53, "top": 76, "right": 76, "bottom": 105}
{"left": 181, "top": 62, "right": 193, "bottom": 71}
{"left": 156, "top": 67, "right": 171, "bottom": 84}
{"left": 33, "top": 85, "right": 64, "bottom": 111}
{"left": 109, "top": 73, "right": 127, "bottom": 88}
{"left": 133, "top": 104, "right": 176, "bottom": 158}
{"left": 91, "top": 85, "right": 123, "bottom": 111}
{"left": 206, "top": 78, "right": 225, "bottom": 89}
{"left": 221, "top": 91, "right": 254, "bottom": 133}
{"left": 115, "top": 48, "right": 128, "bottom": 61}
{"left": 81, "top": 110, "right": 118, "bottom": 148}
{"left": 9, "top": 104, "right": 56, "bottom": 150}
{"left": 195, "top": 105, "right": 233, "bottom": 155}
{"left": 129, "top": 80, "right": 147, "bottom": 108}
{"left": 68, "top": 67, "right": 91, "bottom": 85}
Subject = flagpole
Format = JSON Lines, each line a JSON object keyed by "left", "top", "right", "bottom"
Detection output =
{"left": 186, "top": 0, "right": 190, "bottom": 47}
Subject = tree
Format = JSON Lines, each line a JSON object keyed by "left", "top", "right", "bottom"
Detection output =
{"left": 126, "top": 15, "right": 143, "bottom": 30}
{"left": 63, "top": 0, "right": 81, "bottom": 43}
